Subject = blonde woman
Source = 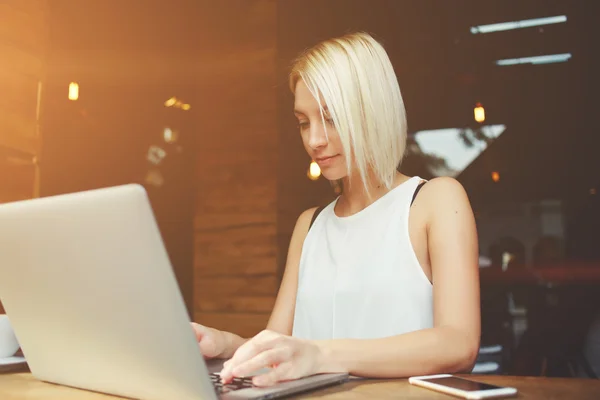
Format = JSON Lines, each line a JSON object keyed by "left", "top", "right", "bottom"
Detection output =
{"left": 193, "top": 32, "right": 481, "bottom": 387}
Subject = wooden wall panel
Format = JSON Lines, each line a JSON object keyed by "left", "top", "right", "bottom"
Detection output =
{"left": 0, "top": 0, "right": 48, "bottom": 313}
{"left": 0, "top": 0, "right": 47, "bottom": 156}
{"left": 193, "top": 1, "right": 278, "bottom": 339}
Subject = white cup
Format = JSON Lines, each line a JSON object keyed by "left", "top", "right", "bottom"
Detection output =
{"left": 0, "top": 314, "right": 20, "bottom": 358}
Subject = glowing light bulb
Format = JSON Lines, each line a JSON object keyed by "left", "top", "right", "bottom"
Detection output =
{"left": 307, "top": 161, "right": 321, "bottom": 180}
{"left": 491, "top": 171, "right": 500, "bottom": 182}
{"left": 474, "top": 102, "right": 485, "bottom": 123}
{"left": 68, "top": 82, "right": 79, "bottom": 101}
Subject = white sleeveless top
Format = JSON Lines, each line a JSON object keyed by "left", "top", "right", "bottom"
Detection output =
{"left": 292, "top": 176, "right": 433, "bottom": 340}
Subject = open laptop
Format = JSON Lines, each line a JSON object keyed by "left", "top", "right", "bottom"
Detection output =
{"left": 0, "top": 184, "right": 348, "bottom": 400}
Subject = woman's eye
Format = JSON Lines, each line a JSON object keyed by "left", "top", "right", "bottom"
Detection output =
{"left": 298, "top": 121, "right": 309, "bottom": 130}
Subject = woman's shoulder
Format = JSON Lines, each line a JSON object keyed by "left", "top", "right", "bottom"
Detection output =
{"left": 419, "top": 176, "right": 468, "bottom": 197}
{"left": 415, "top": 177, "right": 473, "bottom": 220}
{"left": 296, "top": 207, "right": 320, "bottom": 230}
{"left": 303, "top": 199, "right": 338, "bottom": 232}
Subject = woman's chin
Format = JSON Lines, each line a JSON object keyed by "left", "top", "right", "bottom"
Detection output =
{"left": 321, "top": 170, "right": 346, "bottom": 182}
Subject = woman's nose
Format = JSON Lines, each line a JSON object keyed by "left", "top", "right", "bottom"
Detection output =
{"left": 308, "top": 123, "right": 328, "bottom": 150}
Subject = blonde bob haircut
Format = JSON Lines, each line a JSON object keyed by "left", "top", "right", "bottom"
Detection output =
{"left": 289, "top": 32, "right": 407, "bottom": 192}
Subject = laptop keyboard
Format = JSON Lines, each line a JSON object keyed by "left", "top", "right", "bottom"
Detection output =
{"left": 210, "top": 372, "right": 255, "bottom": 394}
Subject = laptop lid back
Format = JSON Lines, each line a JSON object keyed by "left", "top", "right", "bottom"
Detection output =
{"left": 0, "top": 184, "right": 216, "bottom": 400}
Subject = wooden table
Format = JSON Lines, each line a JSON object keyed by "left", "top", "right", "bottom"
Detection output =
{"left": 1, "top": 372, "right": 599, "bottom": 399}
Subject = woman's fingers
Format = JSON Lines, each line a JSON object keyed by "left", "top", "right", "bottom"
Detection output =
{"left": 231, "top": 347, "right": 292, "bottom": 378}
{"left": 190, "top": 322, "right": 208, "bottom": 341}
{"left": 191, "top": 323, "right": 221, "bottom": 358}
{"left": 221, "top": 330, "right": 282, "bottom": 381}
{"left": 252, "top": 362, "right": 294, "bottom": 387}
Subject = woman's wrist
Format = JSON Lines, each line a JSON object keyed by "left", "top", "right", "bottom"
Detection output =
{"left": 313, "top": 340, "right": 348, "bottom": 375}
{"left": 219, "top": 330, "right": 247, "bottom": 359}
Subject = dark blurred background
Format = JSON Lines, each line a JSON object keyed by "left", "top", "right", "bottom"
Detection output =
{"left": 1, "top": 0, "right": 599, "bottom": 379}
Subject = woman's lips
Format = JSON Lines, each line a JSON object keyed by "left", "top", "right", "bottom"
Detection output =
{"left": 315, "top": 154, "right": 339, "bottom": 167}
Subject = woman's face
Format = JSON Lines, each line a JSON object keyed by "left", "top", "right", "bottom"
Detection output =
{"left": 293, "top": 80, "right": 348, "bottom": 181}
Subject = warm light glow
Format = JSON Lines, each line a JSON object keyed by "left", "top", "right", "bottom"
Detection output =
{"left": 68, "top": 82, "right": 79, "bottom": 101}
{"left": 145, "top": 169, "right": 164, "bottom": 188}
{"left": 591, "top": 188, "right": 597, "bottom": 195}
{"left": 164, "top": 96, "right": 191, "bottom": 111}
{"left": 147, "top": 145, "right": 167, "bottom": 165}
{"left": 163, "top": 127, "right": 179, "bottom": 143}
{"left": 474, "top": 103, "right": 485, "bottom": 123}
{"left": 307, "top": 161, "right": 321, "bottom": 180}
{"left": 491, "top": 171, "right": 500, "bottom": 182}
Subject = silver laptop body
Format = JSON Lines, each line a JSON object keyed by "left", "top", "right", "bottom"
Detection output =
{"left": 0, "top": 184, "right": 348, "bottom": 400}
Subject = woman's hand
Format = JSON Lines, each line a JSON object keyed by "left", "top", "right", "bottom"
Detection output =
{"left": 219, "top": 330, "right": 327, "bottom": 387}
{"left": 191, "top": 322, "right": 229, "bottom": 359}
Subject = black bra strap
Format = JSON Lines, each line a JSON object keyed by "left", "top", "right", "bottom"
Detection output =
{"left": 411, "top": 180, "right": 427, "bottom": 206}
{"left": 308, "top": 206, "right": 325, "bottom": 231}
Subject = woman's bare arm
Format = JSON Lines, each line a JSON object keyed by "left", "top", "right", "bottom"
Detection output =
{"left": 315, "top": 177, "right": 481, "bottom": 377}
{"left": 266, "top": 207, "right": 317, "bottom": 334}
{"left": 213, "top": 207, "right": 317, "bottom": 358}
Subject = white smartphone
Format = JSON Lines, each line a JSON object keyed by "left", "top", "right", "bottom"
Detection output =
{"left": 408, "top": 374, "right": 517, "bottom": 399}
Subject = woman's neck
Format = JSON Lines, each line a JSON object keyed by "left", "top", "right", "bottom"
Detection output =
{"left": 336, "top": 171, "right": 409, "bottom": 217}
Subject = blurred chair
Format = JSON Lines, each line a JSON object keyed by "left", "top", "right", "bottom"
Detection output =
{"left": 533, "top": 235, "right": 563, "bottom": 268}
{"left": 474, "top": 287, "right": 515, "bottom": 375}
{"left": 513, "top": 284, "right": 599, "bottom": 377}
{"left": 488, "top": 236, "right": 526, "bottom": 271}
{"left": 473, "top": 345, "right": 504, "bottom": 375}
{"left": 578, "top": 311, "right": 600, "bottom": 379}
